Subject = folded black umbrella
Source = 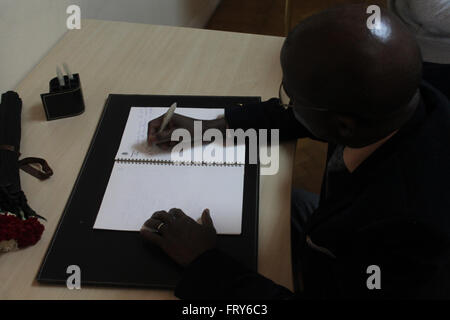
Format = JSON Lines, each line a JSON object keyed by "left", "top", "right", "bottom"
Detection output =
{"left": 0, "top": 91, "right": 21, "bottom": 192}
{"left": 0, "top": 91, "right": 53, "bottom": 220}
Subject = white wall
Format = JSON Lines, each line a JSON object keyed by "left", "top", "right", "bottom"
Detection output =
{"left": 0, "top": 0, "right": 221, "bottom": 93}
{"left": 77, "top": 0, "right": 220, "bottom": 28}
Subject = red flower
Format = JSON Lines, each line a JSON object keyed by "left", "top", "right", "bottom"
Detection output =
{"left": 0, "top": 213, "right": 45, "bottom": 248}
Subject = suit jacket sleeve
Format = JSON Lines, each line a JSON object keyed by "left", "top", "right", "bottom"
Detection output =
{"left": 303, "top": 215, "right": 450, "bottom": 299}
{"left": 225, "top": 98, "right": 318, "bottom": 141}
{"left": 175, "top": 249, "right": 297, "bottom": 300}
{"left": 331, "top": 217, "right": 450, "bottom": 299}
{"left": 175, "top": 218, "right": 449, "bottom": 299}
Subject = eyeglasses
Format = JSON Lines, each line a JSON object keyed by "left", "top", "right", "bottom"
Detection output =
{"left": 279, "top": 81, "right": 419, "bottom": 123}
{"left": 278, "top": 83, "right": 293, "bottom": 109}
{"left": 279, "top": 82, "right": 330, "bottom": 112}
{"left": 278, "top": 82, "right": 386, "bottom": 122}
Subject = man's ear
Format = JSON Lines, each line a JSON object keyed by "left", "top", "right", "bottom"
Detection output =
{"left": 336, "top": 115, "right": 356, "bottom": 139}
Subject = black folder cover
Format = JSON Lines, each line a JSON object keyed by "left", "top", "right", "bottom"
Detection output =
{"left": 37, "top": 94, "right": 260, "bottom": 289}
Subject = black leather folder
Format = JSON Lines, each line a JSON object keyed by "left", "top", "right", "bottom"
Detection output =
{"left": 37, "top": 94, "right": 260, "bottom": 289}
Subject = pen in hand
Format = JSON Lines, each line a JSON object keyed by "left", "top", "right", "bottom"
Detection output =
{"left": 158, "top": 102, "right": 177, "bottom": 133}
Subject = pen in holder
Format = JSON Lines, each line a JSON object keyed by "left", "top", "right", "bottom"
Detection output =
{"left": 40, "top": 64, "right": 85, "bottom": 121}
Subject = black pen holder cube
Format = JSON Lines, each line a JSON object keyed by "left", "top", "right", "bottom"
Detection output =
{"left": 40, "top": 73, "right": 85, "bottom": 121}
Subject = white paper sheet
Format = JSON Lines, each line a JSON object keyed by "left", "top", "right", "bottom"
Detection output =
{"left": 116, "top": 107, "right": 246, "bottom": 164}
{"left": 94, "top": 162, "right": 244, "bottom": 235}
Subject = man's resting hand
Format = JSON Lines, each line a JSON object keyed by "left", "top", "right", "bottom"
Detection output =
{"left": 140, "top": 208, "right": 217, "bottom": 267}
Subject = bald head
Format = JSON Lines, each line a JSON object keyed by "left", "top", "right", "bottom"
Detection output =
{"left": 281, "top": 4, "right": 422, "bottom": 147}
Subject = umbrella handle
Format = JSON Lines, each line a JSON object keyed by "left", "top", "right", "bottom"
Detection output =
{"left": 0, "top": 145, "right": 53, "bottom": 180}
{"left": 19, "top": 157, "right": 53, "bottom": 180}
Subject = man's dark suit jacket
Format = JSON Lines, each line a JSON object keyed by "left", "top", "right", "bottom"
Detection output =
{"left": 175, "top": 82, "right": 450, "bottom": 299}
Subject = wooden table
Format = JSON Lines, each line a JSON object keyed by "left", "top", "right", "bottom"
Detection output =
{"left": 1, "top": 19, "right": 296, "bottom": 299}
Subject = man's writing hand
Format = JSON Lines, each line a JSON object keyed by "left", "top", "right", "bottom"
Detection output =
{"left": 140, "top": 208, "right": 217, "bottom": 267}
{"left": 147, "top": 114, "right": 228, "bottom": 150}
{"left": 147, "top": 114, "right": 197, "bottom": 150}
